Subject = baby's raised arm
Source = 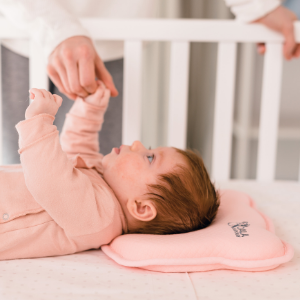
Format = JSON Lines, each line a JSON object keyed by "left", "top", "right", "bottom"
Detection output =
{"left": 60, "top": 80, "right": 110, "bottom": 162}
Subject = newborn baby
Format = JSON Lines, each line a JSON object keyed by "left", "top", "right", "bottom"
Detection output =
{"left": 0, "top": 82, "right": 219, "bottom": 260}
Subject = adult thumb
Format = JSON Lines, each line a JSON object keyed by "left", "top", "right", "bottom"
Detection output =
{"left": 95, "top": 57, "right": 119, "bottom": 97}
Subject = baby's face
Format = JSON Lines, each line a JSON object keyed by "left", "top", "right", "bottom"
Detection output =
{"left": 102, "top": 141, "right": 185, "bottom": 206}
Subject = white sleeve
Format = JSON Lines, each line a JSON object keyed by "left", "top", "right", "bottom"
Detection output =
{"left": 0, "top": 0, "right": 90, "bottom": 58}
{"left": 224, "top": 0, "right": 282, "bottom": 22}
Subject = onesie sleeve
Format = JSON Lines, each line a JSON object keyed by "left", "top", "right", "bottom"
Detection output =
{"left": 0, "top": 0, "right": 90, "bottom": 58}
{"left": 15, "top": 114, "right": 107, "bottom": 237}
{"left": 60, "top": 97, "right": 108, "bottom": 166}
{"left": 60, "top": 97, "right": 107, "bottom": 156}
{"left": 223, "top": 0, "right": 281, "bottom": 23}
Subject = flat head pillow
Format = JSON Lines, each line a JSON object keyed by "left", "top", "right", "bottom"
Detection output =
{"left": 101, "top": 190, "right": 294, "bottom": 272}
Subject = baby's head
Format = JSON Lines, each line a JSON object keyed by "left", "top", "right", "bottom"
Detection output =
{"left": 102, "top": 141, "right": 220, "bottom": 235}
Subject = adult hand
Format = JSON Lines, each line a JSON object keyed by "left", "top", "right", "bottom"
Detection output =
{"left": 254, "top": 6, "right": 300, "bottom": 60}
{"left": 47, "top": 36, "right": 118, "bottom": 100}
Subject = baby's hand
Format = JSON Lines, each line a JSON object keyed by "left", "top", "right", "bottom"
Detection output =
{"left": 25, "top": 89, "right": 63, "bottom": 120}
{"left": 83, "top": 80, "right": 110, "bottom": 108}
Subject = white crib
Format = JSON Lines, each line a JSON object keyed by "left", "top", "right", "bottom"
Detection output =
{"left": 0, "top": 18, "right": 299, "bottom": 300}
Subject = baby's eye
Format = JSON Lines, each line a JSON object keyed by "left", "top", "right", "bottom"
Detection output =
{"left": 147, "top": 154, "right": 154, "bottom": 163}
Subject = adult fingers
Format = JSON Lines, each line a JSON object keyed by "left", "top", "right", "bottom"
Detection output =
{"left": 78, "top": 58, "right": 98, "bottom": 95}
{"left": 282, "top": 25, "right": 296, "bottom": 60}
{"left": 53, "top": 61, "right": 73, "bottom": 95}
{"left": 47, "top": 65, "right": 77, "bottom": 100}
{"left": 95, "top": 56, "right": 118, "bottom": 97}
{"left": 294, "top": 44, "right": 300, "bottom": 58}
{"left": 48, "top": 57, "right": 74, "bottom": 96}
{"left": 65, "top": 57, "right": 89, "bottom": 98}
{"left": 257, "top": 43, "right": 266, "bottom": 55}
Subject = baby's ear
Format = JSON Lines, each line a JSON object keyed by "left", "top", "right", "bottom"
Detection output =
{"left": 127, "top": 198, "right": 157, "bottom": 222}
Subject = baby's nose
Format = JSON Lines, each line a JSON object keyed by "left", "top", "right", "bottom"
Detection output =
{"left": 131, "top": 140, "right": 145, "bottom": 151}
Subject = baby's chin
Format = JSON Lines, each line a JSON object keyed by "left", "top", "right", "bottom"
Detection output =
{"left": 101, "top": 153, "right": 109, "bottom": 168}
{"left": 102, "top": 148, "right": 115, "bottom": 168}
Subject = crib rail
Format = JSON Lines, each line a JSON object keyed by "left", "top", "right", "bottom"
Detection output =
{"left": 1, "top": 18, "right": 300, "bottom": 182}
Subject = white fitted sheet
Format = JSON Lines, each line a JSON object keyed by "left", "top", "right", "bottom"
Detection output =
{"left": 0, "top": 180, "right": 299, "bottom": 300}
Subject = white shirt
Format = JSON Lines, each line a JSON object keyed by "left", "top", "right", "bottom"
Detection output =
{"left": 224, "top": 0, "right": 281, "bottom": 22}
{"left": 0, "top": 0, "right": 281, "bottom": 61}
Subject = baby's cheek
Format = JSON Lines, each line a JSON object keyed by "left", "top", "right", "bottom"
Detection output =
{"left": 115, "top": 155, "right": 143, "bottom": 182}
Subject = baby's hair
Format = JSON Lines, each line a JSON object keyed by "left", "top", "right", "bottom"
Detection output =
{"left": 130, "top": 148, "right": 220, "bottom": 235}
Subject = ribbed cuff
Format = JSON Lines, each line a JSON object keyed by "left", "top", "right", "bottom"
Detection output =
{"left": 16, "top": 114, "right": 56, "bottom": 149}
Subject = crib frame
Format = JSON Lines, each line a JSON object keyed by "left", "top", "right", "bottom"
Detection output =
{"left": 0, "top": 18, "right": 300, "bottom": 182}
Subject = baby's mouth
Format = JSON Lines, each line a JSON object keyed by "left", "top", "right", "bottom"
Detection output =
{"left": 114, "top": 147, "right": 120, "bottom": 154}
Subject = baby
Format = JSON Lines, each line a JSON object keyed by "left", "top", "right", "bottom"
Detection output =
{"left": 0, "top": 81, "right": 219, "bottom": 260}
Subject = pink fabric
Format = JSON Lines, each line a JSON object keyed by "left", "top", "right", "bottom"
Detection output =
{"left": 0, "top": 98, "right": 126, "bottom": 261}
{"left": 102, "top": 190, "right": 294, "bottom": 272}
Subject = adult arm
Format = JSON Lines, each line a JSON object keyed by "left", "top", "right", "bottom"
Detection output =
{"left": 224, "top": 0, "right": 299, "bottom": 59}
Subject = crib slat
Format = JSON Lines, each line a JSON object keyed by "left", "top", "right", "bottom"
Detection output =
{"left": 123, "top": 41, "right": 143, "bottom": 145}
{"left": 167, "top": 41, "right": 190, "bottom": 149}
{"left": 0, "top": 43, "right": 2, "bottom": 165}
{"left": 29, "top": 40, "right": 48, "bottom": 92}
{"left": 211, "top": 42, "right": 237, "bottom": 181}
{"left": 257, "top": 43, "right": 283, "bottom": 181}
{"left": 234, "top": 43, "right": 256, "bottom": 179}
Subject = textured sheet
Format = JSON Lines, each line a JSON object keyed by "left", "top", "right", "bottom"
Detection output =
{"left": 0, "top": 180, "right": 299, "bottom": 300}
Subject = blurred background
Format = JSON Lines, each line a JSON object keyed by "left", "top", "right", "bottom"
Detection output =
{"left": 142, "top": 0, "right": 300, "bottom": 181}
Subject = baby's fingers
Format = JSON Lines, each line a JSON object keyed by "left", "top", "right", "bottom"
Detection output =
{"left": 53, "top": 94, "right": 63, "bottom": 107}
{"left": 93, "top": 80, "right": 106, "bottom": 98}
{"left": 38, "top": 89, "right": 54, "bottom": 100}
{"left": 29, "top": 88, "right": 45, "bottom": 99}
{"left": 101, "top": 88, "right": 111, "bottom": 107}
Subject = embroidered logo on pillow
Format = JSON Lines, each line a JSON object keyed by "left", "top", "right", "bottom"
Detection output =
{"left": 228, "top": 222, "right": 250, "bottom": 237}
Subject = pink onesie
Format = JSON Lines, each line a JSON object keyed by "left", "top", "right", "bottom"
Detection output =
{"left": 0, "top": 98, "right": 127, "bottom": 260}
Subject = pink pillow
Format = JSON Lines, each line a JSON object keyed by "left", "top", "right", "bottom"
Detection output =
{"left": 101, "top": 190, "right": 294, "bottom": 272}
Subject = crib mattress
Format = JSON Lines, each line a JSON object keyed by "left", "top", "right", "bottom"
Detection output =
{"left": 0, "top": 180, "right": 299, "bottom": 300}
